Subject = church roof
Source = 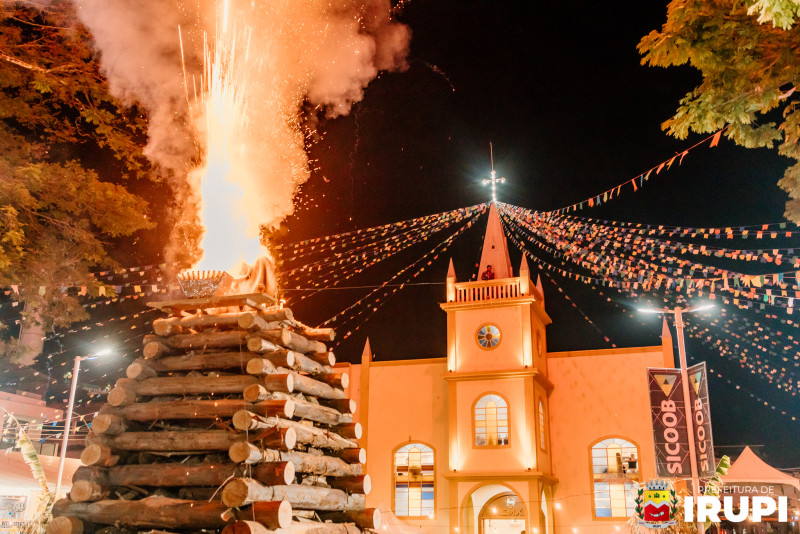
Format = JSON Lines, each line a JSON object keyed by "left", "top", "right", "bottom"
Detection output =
{"left": 478, "top": 204, "right": 513, "bottom": 279}
{"left": 723, "top": 446, "right": 800, "bottom": 492}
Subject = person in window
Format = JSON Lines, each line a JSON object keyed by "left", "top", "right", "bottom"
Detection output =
{"left": 481, "top": 264, "right": 495, "bottom": 280}
{"left": 627, "top": 453, "right": 638, "bottom": 473}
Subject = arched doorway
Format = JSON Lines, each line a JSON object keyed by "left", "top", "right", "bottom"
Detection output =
{"left": 478, "top": 492, "right": 526, "bottom": 534}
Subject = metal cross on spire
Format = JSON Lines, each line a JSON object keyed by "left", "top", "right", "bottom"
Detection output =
{"left": 482, "top": 142, "right": 506, "bottom": 203}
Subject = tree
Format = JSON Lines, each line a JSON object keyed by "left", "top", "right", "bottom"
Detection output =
{"left": 0, "top": 1, "right": 154, "bottom": 362}
{"left": 638, "top": 0, "right": 800, "bottom": 221}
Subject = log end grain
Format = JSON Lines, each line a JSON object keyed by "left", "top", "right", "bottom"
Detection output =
{"left": 107, "top": 387, "right": 137, "bottom": 407}
{"left": 222, "top": 478, "right": 264, "bottom": 508}
{"left": 80, "top": 444, "right": 118, "bottom": 467}
{"left": 69, "top": 479, "right": 108, "bottom": 502}
{"left": 125, "top": 361, "right": 158, "bottom": 381}
{"left": 229, "top": 442, "right": 262, "bottom": 464}
{"left": 92, "top": 414, "right": 127, "bottom": 436}
{"left": 143, "top": 341, "right": 168, "bottom": 359}
{"left": 244, "top": 384, "right": 268, "bottom": 403}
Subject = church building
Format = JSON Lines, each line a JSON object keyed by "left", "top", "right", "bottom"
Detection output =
{"left": 345, "top": 205, "right": 676, "bottom": 534}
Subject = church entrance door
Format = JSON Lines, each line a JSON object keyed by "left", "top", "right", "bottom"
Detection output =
{"left": 478, "top": 493, "right": 526, "bottom": 534}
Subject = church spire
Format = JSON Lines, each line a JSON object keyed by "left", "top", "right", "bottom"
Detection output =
{"left": 478, "top": 204, "right": 513, "bottom": 279}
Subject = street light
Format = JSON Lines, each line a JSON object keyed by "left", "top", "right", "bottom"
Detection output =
{"left": 638, "top": 304, "right": 713, "bottom": 533}
{"left": 54, "top": 348, "right": 111, "bottom": 499}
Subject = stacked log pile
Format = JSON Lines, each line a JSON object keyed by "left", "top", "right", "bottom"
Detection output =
{"left": 48, "top": 295, "right": 377, "bottom": 534}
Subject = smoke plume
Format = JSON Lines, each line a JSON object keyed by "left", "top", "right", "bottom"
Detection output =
{"left": 74, "top": 0, "right": 410, "bottom": 268}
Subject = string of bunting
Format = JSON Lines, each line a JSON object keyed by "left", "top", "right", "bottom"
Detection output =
{"left": 544, "top": 128, "right": 728, "bottom": 215}
{"left": 319, "top": 207, "right": 487, "bottom": 340}
{"left": 274, "top": 204, "right": 485, "bottom": 254}
{"left": 280, "top": 205, "right": 481, "bottom": 284}
{"left": 587, "top": 284, "right": 800, "bottom": 421}
{"left": 502, "top": 205, "right": 800, "bottom": 311}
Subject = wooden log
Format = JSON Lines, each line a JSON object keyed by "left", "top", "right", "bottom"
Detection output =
{"left": 91, "top": 428, "right": 296, "bottom": 452}
{"left": 330, "top": 423, "right": 361, "bottom": 440}
{"left": 238, "top": 500, "right": 293, "bottom": 530}
{"left": 270, "top": 392, "right": 349, "bottom": 426}
{"left": 281, "top": 450, "right": 362, "bottom": 477}
{"left": 106, "top": 387, "right": 137, "bottom": 407}
{"left": 320, "top": 509, "right": 380, "bottom": 530}
{"left": 222, "top": 480, "right": 363, "bottom": 511}
{"left": 70, "top": 480, "right": 109, "bottom": 502}
{"left": 125, "top": 361, "right": 158, "bottom": 380}
{"left": 285, "top": 422, "right": 356, "bottom": 451}
{"left": 153, "top": 317, "right": 183, "bottom": 336}
{"left": 143, "top": 340, "right": 171, "bottom": 359}
{"left": 46, "top": 516, "right": 85, "bottom": 534}
{"left": 283, "top": 522, "right": 361, "bottom": 534}
{"left": 297, "top": 327, "right": 335, "bottom": 342}
{"left": 232, "top": 410, "right": 276, "bottom": 431}
{"left": 222, "top": 521, "right": 273, "bottom": 534}
{"left": 308, "top": 352, "right": 336, "bottom": 366}
{"left": 253, "top": 330, "right": 326, "bottom": 355}
{"left": 319, "top": 398, "right": 356, "bottom": 415}
{"left": 262, "top": 350, "right": 300, "bottom": 370}
{"left": 237, "top": 313, "right": 283, "bottom": 332}
{"left": 52, "top": 497, "right": 231, "bottom": 530}
{"left": 229, "top": 442, "right": 277, "bottom": 464}
{"left": 246, "top": 357, "right": 281, "bottom": 376}
{"left": 80, "top": 445, "right": 119, "bottom": 467}
{"left": 247, "top": 337, "right": 282, "bottom": 354}
{"left": 101, "top": 399, "right": 294, "bottom": 422}
{"left": 154, "top": 313, "right": 243, "bottom": 336}
{"left": 133, "top": 352, "right": 260, "bottom": 373}
{"left": 317, "top": 371, "right": 348, "bottom": 389}
{"left": 288, "top": 372, "right": 346, "bottom": 400}
{"left": 107, "top": 376, "right": 260, "bottom": 406}
{"left": 72, "top": 461, "right": 294, "bottom": 489}
{"left": 144, "top": 331, "right": 250, "bottom": 351}
{"left": 227, "top": 445, "right": 362, "bottom": 477}
{"left": 263, "top": 373, "right": 294, "bottom": 393}
{"left": 91, "top": 415, "right": 127, "bottom": 436}
{"left": 232, "top": 413, "right": 355, "bottom": 451}
{"left": 292, "top": 352, "right": 333, "bottom": 375}
{"left": 237, "top": 308, "right": 294, "bottom": 327}
{"left": 332, "top": 448, "right": 366, "bottom": 465}
{"left": 243, "top": 384, "right": 270, "bottom": 402}
{"left": 328, "top": 474, "right": 371, "bottom": 494}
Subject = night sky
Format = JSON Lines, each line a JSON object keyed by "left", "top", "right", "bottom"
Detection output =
{"left": 16, "top": 1, "right": 799, "bottom": 468}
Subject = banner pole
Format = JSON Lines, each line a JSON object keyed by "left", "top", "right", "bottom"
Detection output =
{"left": 673, "top": 307, "right": 705, "bottom": 534}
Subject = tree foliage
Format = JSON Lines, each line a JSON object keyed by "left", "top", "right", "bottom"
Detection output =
{"left": 639, "top": 0, "right": 800, "bottom": 221}
{"left": 0, "top": 1, "right": 154, "bottom": 358}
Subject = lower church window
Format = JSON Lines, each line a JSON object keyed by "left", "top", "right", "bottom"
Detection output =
{"left": 394, "top": 443, "right": 434, "bottom": 517}
{"left": 474, "top": 394, "right": 509, "bottom": 446}
{"left": 590, "top": 438, "right": 639, "bottom": 518}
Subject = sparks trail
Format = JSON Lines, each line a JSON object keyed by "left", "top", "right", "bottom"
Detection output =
{"left": 419, "top": 60, "right": 456, "bottom": 92}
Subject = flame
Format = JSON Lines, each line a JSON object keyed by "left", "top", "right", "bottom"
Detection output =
{"left": 190, "top": 2, "right": 265, "bottom": 271}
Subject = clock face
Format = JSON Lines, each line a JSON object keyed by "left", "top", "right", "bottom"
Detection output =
{"left": 476, "top": 323, "right": 502, "bottom": 350}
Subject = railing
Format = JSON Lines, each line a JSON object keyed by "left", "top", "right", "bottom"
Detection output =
{"left": 454, "top": 277, "right": 523, "bottom": 302}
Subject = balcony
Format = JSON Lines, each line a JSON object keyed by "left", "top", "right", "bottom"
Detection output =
{"left": 453, "top": 277, "right": 524, "bottom": 302}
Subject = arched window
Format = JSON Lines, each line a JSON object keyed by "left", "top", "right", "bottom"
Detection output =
{"left": 474, "top": 394, "right": 509, "bottom": 447}
{"left": 590, "top": 438, "right": 640, "bottom": 518}
{"left": 538, "top": 400, "right": 547, "bottom": 450}
{"left": 394, "top": 443, "right": 434, "bottom": 517}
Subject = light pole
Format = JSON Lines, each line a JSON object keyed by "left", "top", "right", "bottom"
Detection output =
{"left": 639, "top": 304, "right": 712, "bottom": 533}
{"left": 54, "top": 349, "right": 110, "bottom": 499}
